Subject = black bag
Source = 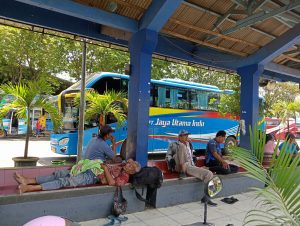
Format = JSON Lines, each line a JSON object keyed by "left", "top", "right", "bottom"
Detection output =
{"left": 112, "top": 186, "right": 127, "bottom": 217}
{"left": 130, "top": 166, "right": 163, "bottom": 207}
{"left": 131, "top": 166, "right": 163, "bottom": 189}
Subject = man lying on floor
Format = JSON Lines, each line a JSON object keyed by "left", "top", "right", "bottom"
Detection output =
{"left": 14, "top": 159, "right": 141, "bottom": 193}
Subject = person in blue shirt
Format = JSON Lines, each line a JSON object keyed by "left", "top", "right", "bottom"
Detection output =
{"left": 85, "top": 125, "right": 117, "bottom": 161}
{"left": 279, "top": 132, "right": 299, "bottom": 157}
{"left": 205, "top": 130, "right": 238, "bottom": 174}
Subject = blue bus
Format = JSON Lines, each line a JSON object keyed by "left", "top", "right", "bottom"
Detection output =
{"left": 0, "top": 94, "right": 53, "bottom": 137}
{"left": 50, "top": 72, "right": 248, "bottom": 156}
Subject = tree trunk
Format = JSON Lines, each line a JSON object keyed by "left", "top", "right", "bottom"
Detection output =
{"left": 24, "top": 108, "right": 31, "bottom": 158}
{"left": 18, "top": 63, "right": 23, "bottom": 84}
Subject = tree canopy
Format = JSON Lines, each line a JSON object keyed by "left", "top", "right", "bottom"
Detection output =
{"left": 1, "top": 25, "right": 300, "bottom": 118}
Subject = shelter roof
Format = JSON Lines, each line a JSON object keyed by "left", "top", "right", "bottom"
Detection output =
{"left": 1, "top": 0, "right": 300, "bottom": 82}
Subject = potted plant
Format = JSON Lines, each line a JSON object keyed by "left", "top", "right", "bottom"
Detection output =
{"left": 0, "top": 79, "right": 62, "bottom": 167}
{"left": 230, "top": 125, "right": 300, "bottom": 225}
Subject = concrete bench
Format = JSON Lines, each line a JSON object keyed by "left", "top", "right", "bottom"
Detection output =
{"left": 0, "top": 159, "right": 263, "bottom": 226}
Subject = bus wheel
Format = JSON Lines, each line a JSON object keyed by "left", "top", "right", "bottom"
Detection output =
{"left": 0, "top": 129, "right": 7, "bottom": 138}
{"left": 224, "top": 136, "right": 237, "bottom": 155}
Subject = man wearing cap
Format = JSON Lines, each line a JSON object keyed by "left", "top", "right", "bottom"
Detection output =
{"left": 85, "top": 125, "right": 117, "bottom": 161}
{"left": 166, "top": 130, "right": 194, "bottom": 176}
{"left": 172, "top": 130, "right": 213, "bottom": 182}
{"left": 168, "top": 129, "right": 216, "bottom": 206}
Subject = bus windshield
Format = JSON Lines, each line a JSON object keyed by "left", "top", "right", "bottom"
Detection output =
{"left": 63, "top": 95, "right": 79, "bottom": 131}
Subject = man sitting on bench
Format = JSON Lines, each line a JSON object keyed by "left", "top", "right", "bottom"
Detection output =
{"left": 167, "top": 130, "right": 217, "bottom": 206}
{"left": 205, "top": 130, "right": 238, "bottom": 174}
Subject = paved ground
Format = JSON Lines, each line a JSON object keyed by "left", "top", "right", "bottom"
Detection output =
{"left": 0, "top": 138, "right": 171, "bottom": 167}
{"left": 79, "top": 191, "right": 261, "bottom": 226}
{"left": 0, "top": 137, "right": 61, "bottom": 167}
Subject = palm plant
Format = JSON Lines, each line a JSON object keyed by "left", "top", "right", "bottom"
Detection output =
{"left": 0, "top": 79, "right": 62, "bottom": 159}
{"left": 75, "top": 90, "right": 127, "bottom": 127}
{"left": 230, "top": 125, "right": 300, "bottom": 225}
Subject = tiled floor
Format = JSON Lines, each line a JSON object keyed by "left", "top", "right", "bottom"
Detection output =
{"left": 80, "top": 191, "right": 260, "bottom": 226}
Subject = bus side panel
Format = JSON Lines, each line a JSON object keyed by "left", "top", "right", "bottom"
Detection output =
{"left": 150, "top": 111, "right": 239, "bottom": 152}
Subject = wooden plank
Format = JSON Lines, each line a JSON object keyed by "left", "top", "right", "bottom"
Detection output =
{"left": 162, "top": 28, "right": 248, "bottom": 56}
{"left": 168, "top": 18, "right": 259, "bottom": 48}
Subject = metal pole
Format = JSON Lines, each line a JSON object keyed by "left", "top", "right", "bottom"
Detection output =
{"left": 77, "top": 40, "right": 87, "bottom": 162}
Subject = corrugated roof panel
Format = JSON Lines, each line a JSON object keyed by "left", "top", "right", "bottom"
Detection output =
{"left": 210, "top": 0, "right": 235, "bottom": 14}
{"left": 74, "top": 0, "right": 300, "bottom": 70}
{"left": 196, "top": 13, "right": 218, "bottom": 30}
{"left": 176, "top": 6, "right": 205, "bottom": 24}
{"left": 74, "top": 0, "right": 150, "bottom": 20}
{"left": 187, "top": 0, "right": 217, "bottom": 11}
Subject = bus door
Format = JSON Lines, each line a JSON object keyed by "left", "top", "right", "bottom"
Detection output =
{"left": 2, "top": 110, "right": 13, "bottom": 135}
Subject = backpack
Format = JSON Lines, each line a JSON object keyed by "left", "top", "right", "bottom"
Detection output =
{"left": 130, "top": 166, "right": 163, "bottom": 207}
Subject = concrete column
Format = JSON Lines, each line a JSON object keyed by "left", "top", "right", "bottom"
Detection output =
{"left": 237, "top": 64, "right": 264, "bottom": 148}
{"left": 126, "top": 29, "right": 158, "bottom": 166}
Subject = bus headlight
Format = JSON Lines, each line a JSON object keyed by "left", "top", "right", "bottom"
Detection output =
{"left": 58, "top": 138, "right": 69, "bottom": 146}
{"left": 50, "top": 139, "right": 58, "bottom": 145}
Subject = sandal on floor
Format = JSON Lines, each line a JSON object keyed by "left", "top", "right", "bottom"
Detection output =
{"left": 221, "top": 197, "right": 239, "bottom": 204}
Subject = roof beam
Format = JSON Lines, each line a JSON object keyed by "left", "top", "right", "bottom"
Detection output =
{"left": 264, "top": 62, "right": 300, "bottom": 82}
{"left": 203, "top": 4, "right": 239, "bottom": 41}
{"left": 284, "top": 47, "right": 300, "bottom": 55}
{"left": 251, "top": 0, "right": 269, "bottom": 14}
{"left": 270, "top": 0, "right": 300, "bottom": 20}
{"left": 15, "top": 0, "right": 138, "bottom": 32}
{"left": 162, "top": 28, "right": 247, "bottom": 56}
{"left": 236, "top": 22, "right": 300, "bottom": 67}
{"left": 139, "top": 0, "right": 183, "bottom": 31}
{"left": 265, "top": 62, "right": 300, "bottom": 77}
{"left": 222, "top": 0, "right": 300, "bottom": 36}
{"left": 183, "top": 1, "right": 276, "bottom": 39}
{"left": 232, "top": 0, "right": 247, "bottom": 8}
{"left": 169, "top": 18, "right": 259, "bottom": 48}
{"left": 282, "top": 54, "right": 300, "bottom": 63}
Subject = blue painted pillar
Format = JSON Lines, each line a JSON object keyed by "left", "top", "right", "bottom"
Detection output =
{"left": 126, "top": 29, "right": 158, "bottom": 166}
{"left": 237, "top": 64, "right": 264, "bottom": 148}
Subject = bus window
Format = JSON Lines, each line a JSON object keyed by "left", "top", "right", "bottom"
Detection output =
{"left": 92, "top": 77, "right": 122, "bottom": 94}
{"left": 120, "top": 79, "right": 128, "bottom": 96}
{"left": 176, "top": 88, "right": 188, "bottom": 109}
{"left": 197, "top": 91, "right": 208, "bottom": 110}
{"left": 150, "top": 84, "right": 157, "bottom": 107}
{"left": 207, "top": 93, "right": 219, "bottom": 111}
{"left": 157, "top": 86, "right": 166, "bottom": 107}
{"left": 190, "top": 90, "right": 199, "bottom": 110}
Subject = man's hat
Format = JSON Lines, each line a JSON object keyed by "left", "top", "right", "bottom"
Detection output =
{"left": 178, "top": 130, "right": 190, "bottom": 136}
{"left": 100, "top": 125, "right": 115, "bottom": 136}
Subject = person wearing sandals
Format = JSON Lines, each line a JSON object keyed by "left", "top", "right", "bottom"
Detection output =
{"left": 14, "top": 159, "right": 141, "bottom": 193}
